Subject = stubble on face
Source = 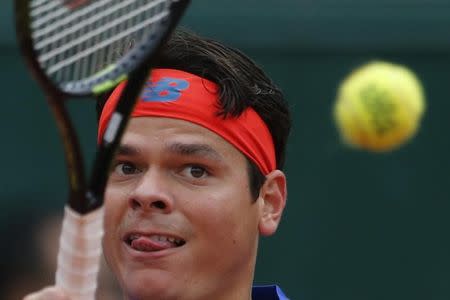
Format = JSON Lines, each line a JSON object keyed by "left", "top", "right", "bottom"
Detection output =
{"left": 102, "top": 117, "right": 263, "bottom": 300}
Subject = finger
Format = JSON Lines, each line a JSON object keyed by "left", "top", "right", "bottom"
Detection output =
{"left": 23, "top": 286, "right": 70, "bottom": 300}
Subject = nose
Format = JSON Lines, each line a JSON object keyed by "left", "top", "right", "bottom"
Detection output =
{"left": 128, "top": 169, "right": 174, "bottom": 214}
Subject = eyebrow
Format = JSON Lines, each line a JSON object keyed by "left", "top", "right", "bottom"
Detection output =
{"left": 116, "top": 144, "right": 141, "bottom": 156}
{"left": 116, "top": 142, "right": 224, "bottom": 162}
{"left": 166, "top": 142, "right": 224, "bottom": 162}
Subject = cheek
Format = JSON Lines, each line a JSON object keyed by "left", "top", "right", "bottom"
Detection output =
{"left": 189, "top": 193, "right": 259, "bottom": 275}
{"left": 103, "top": 187, "right": 123, "bottom": 229}
{"left": 104, "top": 183, "right": 131, "bottom": 219}
{"left": 102, "top": 186, "right": 128, "bottom": 254}
{"left": 192, "top": 182, "right": 259, "bottom": 246}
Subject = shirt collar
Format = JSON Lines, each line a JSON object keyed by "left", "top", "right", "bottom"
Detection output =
{"left": 252, "top": 285, "right": 289, "bottom": 300}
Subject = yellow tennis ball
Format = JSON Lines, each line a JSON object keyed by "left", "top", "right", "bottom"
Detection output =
{"left": 333, "top": 61, "right": 426, "bottom": 152}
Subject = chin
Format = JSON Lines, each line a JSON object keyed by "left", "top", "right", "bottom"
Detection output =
{"left": 121, "top": 270, "right": 179, "bottom": 300}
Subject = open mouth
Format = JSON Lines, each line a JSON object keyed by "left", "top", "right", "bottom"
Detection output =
{"left": 124, "top": 233, "right": 186, "bottom": 252}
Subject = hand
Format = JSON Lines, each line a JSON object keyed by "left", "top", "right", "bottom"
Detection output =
{"left": 23, "top": 286, "right": 70, "bottom": 300}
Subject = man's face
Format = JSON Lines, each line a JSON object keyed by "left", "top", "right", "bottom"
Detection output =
{"left": 103, "top": 117, "right": 263, "bottom": 300}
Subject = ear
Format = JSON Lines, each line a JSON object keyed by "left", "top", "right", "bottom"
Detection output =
{"left": 258, "top": 170, "right": 287, "bottom": 236}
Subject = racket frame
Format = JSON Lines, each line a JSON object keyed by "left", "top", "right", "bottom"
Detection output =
{"left": 15, "top": 1, "right": 190, "bottom": 298}
{"left": 14, "top": 0, "right": 191, "bottom": 213}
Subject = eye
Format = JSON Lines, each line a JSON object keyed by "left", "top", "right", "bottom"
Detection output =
{"left": 113, "top": 162, "right": 140, "bottom": 176}
{"left": 182, "top": 165, "right": 208, "bottom": 179}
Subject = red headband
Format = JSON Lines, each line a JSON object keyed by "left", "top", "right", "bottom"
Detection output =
{"left": 98, "top": 68, "right": 276, "bottom": 175}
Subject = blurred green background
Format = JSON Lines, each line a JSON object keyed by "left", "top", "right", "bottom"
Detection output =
{"left": 2, "top": 0, "right": 450, "bottom": 299}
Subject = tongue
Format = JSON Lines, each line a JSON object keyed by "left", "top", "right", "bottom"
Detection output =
{"left": 130, "top": 236, "right": 174, "bottom": 252}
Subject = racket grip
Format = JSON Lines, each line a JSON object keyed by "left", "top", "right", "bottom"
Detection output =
{"left": 55, "top": 205, "right": 104, "bottom": 300}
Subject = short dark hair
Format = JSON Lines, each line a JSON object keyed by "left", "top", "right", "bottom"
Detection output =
{"left": 97, "top": 29, "right": 291, "bottom": 199}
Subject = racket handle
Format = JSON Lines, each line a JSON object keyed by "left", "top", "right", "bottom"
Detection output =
{"left": 55, "top": 206, "right": 104, "bottom": 300}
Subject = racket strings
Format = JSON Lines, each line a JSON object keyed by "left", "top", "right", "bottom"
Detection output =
{"left": 29, "top": 0, "right": 171, "bottom": 84}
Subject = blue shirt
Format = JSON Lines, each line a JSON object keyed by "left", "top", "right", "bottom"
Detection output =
{"left": 252, "top": 285, "right": 289, "bottom": 300}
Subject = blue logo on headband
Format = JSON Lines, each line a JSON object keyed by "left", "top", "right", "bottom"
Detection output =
{"left": 141, "top": 77, "right": 190, "bottom": 102}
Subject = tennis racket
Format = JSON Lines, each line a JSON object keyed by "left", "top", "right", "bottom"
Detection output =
{"left": 15, "top": 1, "right": 190, "bottom": 299}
